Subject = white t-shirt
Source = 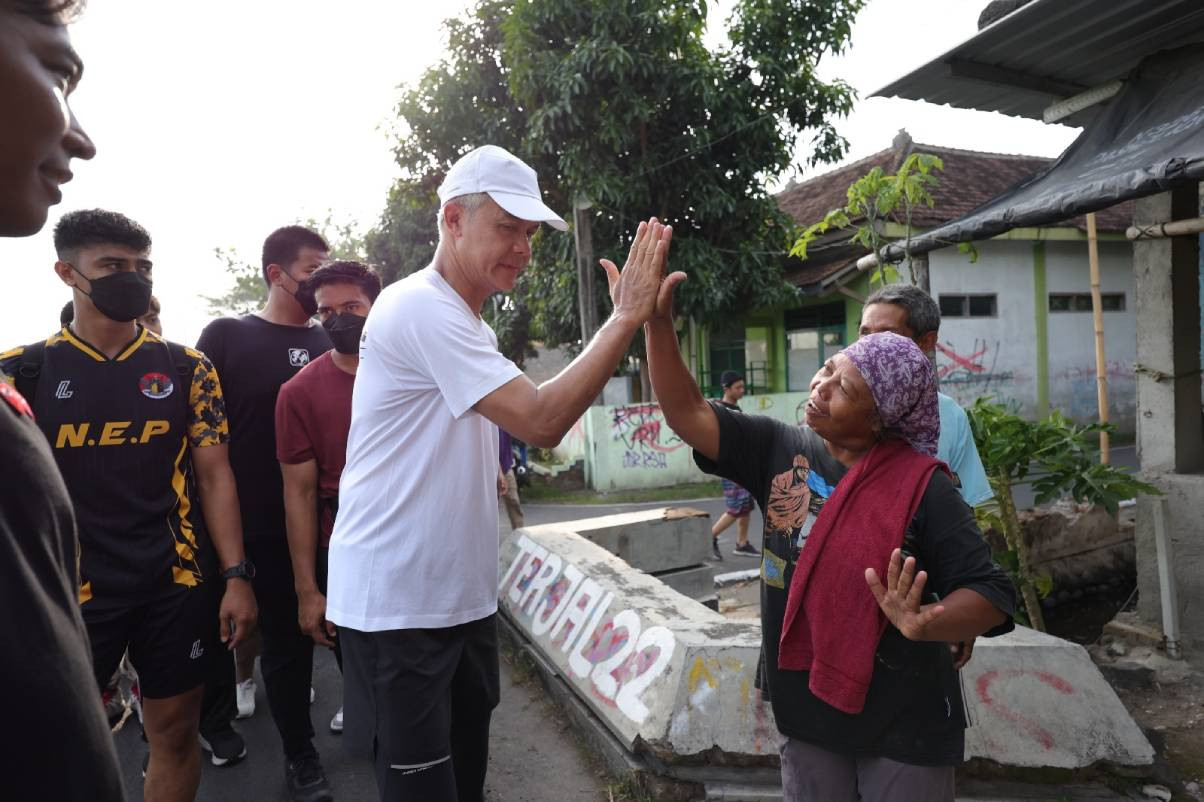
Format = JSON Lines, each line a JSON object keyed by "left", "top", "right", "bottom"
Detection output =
{"left": 326, "top": 268, "right": 522, "bottom": 631}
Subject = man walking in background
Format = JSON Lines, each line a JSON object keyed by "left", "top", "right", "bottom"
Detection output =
{"left": 710, "top": 370, "right": 760, "bottom": 560}
{"left": 198, "top": 225, "right": 335, "bottom": 801}
{"left": 277, "top": 260, "right": 382, "bottom": 737}
{"left": 498, "top": 428, "right": 524, "bottom": 530}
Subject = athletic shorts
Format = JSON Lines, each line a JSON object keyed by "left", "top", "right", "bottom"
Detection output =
{"left": 722, "top": 478, "right": 754, "bottom": 517}
{"left": 83, "top": 585, "right": 217, "bottom": 699}
{"left": 340, "top": 615, "right": 501, "bottom": 769}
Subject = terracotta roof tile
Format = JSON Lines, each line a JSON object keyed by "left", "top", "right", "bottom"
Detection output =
{"left": 776, "top": 138, "right": 1133, "bottom": 233}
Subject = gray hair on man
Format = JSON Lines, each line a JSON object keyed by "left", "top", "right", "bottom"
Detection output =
{"left": 864, "top": 283, "right": 942, "bottom": 336}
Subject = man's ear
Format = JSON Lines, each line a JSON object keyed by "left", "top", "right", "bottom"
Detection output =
{"left": 54, "top": 260, "right": 79, "bottom": 289}
{"left": 917, "top": 330, "right": 939, "bottom": 355}
{"left": 265, "top": 263, "right": 285, "bottom": 286}
{"left": 443, "top": 202, "right": 465, "bottom": 237}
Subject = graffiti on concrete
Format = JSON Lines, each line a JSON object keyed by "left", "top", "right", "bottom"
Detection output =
{"left": 976, "top": 668, "right": 1076, "bottom": 751}
{"left": 1055, "top": 361, "right": 1135, "bottom": 381}
{"left": 610, "top": 403, "right": 683, "bottom": 469}
{"left": 502, "top": 535, "right": 677, "bottom": 723}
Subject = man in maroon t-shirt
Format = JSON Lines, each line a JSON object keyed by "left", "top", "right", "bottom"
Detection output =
{"left": 275, "top": 260, "right": 381, "bottom": 735}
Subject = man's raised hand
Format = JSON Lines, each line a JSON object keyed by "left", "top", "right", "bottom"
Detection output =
{"left": 600, "top": 218, "right": 674, "bottom": 326}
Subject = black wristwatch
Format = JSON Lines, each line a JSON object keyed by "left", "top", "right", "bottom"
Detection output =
{"left": 221, "top": 560, "right": 256, "bottom": 582}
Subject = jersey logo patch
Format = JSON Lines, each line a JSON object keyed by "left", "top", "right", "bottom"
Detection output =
{"left": 288, "top": 348, "right": 310, "bottom": 367}
{"left": 139, "top": 372, "right": 174, "bottom": 400}
{"left": 0, "top": 384, "right": 33, "bottom": 419}
{"left": 55, "top": 380, "right": 74, "bottom": 400}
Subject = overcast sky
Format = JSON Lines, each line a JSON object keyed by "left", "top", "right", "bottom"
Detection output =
{"left": 0, "top": 0, "right": 1080, "bottom": 348}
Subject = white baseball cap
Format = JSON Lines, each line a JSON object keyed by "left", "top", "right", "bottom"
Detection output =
{"left": 437, "top": 145, "right": 568, "bottom": 231}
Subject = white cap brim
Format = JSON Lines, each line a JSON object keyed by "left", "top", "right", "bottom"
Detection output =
{"left": 486, "top": 190, "right": 568, "bottom": 231}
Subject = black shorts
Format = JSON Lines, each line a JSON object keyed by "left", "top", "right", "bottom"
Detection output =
{"left": 83, "top": 585, "right": 217, "bottom": 699}
{"left": 340, "top": 614, "right": 500, "bottom": 769}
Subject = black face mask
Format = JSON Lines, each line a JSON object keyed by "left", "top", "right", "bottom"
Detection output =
{"left": 74, "top": 267, "right": 153, "bottom": 323}
{"left": 323, "top": 312, "right": 366, "bottom": 355}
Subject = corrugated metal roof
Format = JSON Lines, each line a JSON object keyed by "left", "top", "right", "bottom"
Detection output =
{"left": 872, "top": 0, "right": 1204, "bottom": 124}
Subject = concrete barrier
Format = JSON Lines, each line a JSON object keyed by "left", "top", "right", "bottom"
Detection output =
{"left": 961, "top": 625, "right": 1155, "bottom": 769}
{"left": 500, "top": 524, "right": 1154, "bottom": 775}
{"left": 499, "top": 524, "right": 776, "bottom": 760}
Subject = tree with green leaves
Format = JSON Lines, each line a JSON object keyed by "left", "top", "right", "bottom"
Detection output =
{"left": 368, "top": 0, "right": 865, "bottom": 361}
{"left": 966, "top": 398, "right": 1158, "bottom": 630}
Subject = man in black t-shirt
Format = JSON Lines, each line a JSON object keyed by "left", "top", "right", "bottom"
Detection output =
{"left": 2, "top": 209, "right": 258, "bottom": 802}
{"left": 197, "top": 225, "right": 334, "bottom": 802}
{"left": 0, "top": 4, "right": 120, "bottom": 800}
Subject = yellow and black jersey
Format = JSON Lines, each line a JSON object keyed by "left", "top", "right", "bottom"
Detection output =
{"left": 0, "top": 326, "right": 229, "bottom": 608}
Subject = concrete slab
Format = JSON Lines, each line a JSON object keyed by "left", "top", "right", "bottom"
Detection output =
{"left": 962, "top": 626, "right": 1155, "bottom": 769}
{"left": 499, "top": 524, "right": 776, "bottom": 760}
{"left": 567, "top": 507, "right": 712, "bottom": 573}
{"left": 652, "top": 563, "right": 715, "bottom": 601}
{"left": 500, "top": 524, "right": 1154, "bottom": 773}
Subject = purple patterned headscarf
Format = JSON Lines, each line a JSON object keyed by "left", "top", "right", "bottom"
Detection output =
{"left": 841, "top": 331, "right": 940, "bottom": 456}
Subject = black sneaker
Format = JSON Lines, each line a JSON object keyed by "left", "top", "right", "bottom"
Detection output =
{"left": 286, "top": 750, "right": 334, "bottom": 802}
{"left": 710, "top": 539, "right": 724, "bottom": 561}
{"left": 199, "top": 726, "right": 247, "bottom": 767}
{"left": 733, "top": 542, "right": 761, "bottom": 557}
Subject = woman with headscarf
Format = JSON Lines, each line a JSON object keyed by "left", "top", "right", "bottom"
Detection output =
{"left": 646, "top": 285, "right": 1016, "bottom": 802}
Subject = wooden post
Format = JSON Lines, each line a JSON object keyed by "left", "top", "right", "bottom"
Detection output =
{"left": 573, "top": 199, "right": 598, "bottom": 345}
{"left": 912, "top": 252, "right": 930, "bottom": 294}
{"left": 1086, "top": 212, "right": 1110, "bottom": 464}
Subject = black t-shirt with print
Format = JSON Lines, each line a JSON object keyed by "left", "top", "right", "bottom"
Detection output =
{"left": 0, "top": 388, "right": 125, "bottom": 800}
{"left": 197, "top": 315, "right": 331, "bottom": 541}
{"left": 0, "top": 327, "right": 228, "bottom": 608}
{"left": 694, "top": 401, "right": 1015, "bottom": 766}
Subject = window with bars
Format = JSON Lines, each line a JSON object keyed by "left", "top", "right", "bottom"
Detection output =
{"left": 1048, "top": 293, "right": 1125, "bottom": 312}
{"left": 939, "top": 294, "right": 997, "bottom": 318}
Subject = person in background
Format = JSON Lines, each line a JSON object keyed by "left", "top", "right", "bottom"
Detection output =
{"left": 0, "top": 3, "right": 121, "bottom": 799}
{"left": 858, "top": 284, "right": 993, "bottom": 508}
{"left": 498, "top": 428, "right": 524, "bottom": 529}
{"left": 197, "top": 225, "right": 335, "bottom": 802}
{"left": 140, "top": 294, "right": 162, "bottom": 335}
{"left": 710, "top": 370, "right": 759, "bottom": 560}
{"left": 277, "top": 260, "right": 382, "bottom": 738}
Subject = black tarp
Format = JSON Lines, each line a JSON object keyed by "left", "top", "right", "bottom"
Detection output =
{"left": 896, "top": 44, "right": 1204, "bottom": 257}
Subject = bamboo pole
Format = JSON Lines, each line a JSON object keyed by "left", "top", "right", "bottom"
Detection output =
{"left": 1086, "top": 212, "right": 1110, "bottom": 464}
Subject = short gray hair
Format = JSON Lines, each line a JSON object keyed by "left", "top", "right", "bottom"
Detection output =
{"left": 437, "top": 192, "right": 490, "bottom": 230}
{"left": 864, "top": 283, "right": 941, "bottom": 336}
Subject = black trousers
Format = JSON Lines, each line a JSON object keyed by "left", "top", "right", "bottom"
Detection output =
{"left": 246, "top": 536, "right": 316, "bottom": 758}
{"left": 199, "top": 539, "right": 337, "bottom": 741}
{"left": 341, "top": 615, "right": 500, "bottom": 802}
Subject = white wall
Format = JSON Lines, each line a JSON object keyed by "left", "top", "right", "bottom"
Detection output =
{"left": 928, "top": 238, "right": 1137, "bottom": 431}
{"left": 929, "top": 240, "right": 1040, "bottom": 416}
{"left": 1044, "top": 240, "right": 1137, "bottom": 427}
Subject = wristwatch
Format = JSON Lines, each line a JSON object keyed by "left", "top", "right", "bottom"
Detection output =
{"left": 221, "top": 560, "right": 256, "bottom": 582}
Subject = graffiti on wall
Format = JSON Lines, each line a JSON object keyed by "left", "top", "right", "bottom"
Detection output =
{"left": 502, "top": 535, "right": 677, "bottom": 723}
{"left": 610, "top": 403, "right": 684, "bottom": 470}
{"left": 936, "top": 340, "right": 1017, "bottom": 404}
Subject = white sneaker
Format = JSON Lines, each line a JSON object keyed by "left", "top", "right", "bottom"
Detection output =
{"left": 330, "top": 705, "right": 343, "bottom": 734}
{"left": 235, "top": 679, "right": 256, "bottom": 719}
{"left": 309, "top": 686, "right": 316, "bottom": 704}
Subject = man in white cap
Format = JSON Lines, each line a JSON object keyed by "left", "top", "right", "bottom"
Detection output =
{"left": 326, "top": 144, "right": 677, "bottom": 802}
